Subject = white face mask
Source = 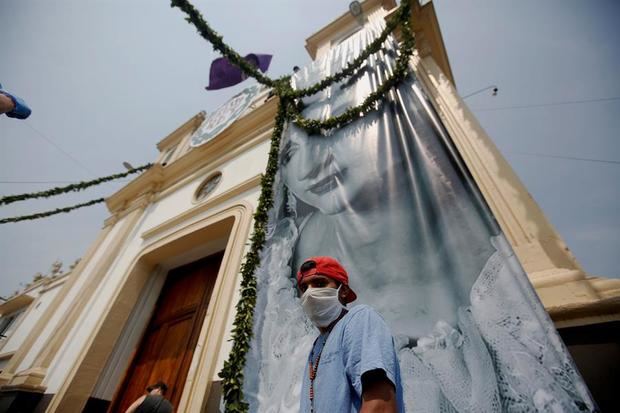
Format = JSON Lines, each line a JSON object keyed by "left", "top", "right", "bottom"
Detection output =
{"left": 301, "top": 286, "right": 345, "bottom": 328}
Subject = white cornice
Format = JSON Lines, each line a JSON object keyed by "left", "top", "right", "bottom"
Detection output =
{"left": 156, "top": 111, "right": 206, "bottom": 152}
{"left": 0, "top": 295, "right": 34, "bottom": 316}
{"left": 386, "top": 0, "right": 455, "bottom": 86}
{"left": 141, "top": 174, "right": 262, "bottom": 240}
{"left": 105, "top": 97, "right": 278, "bottom": 215}
{"left": 305, "top": 0, "right": 396, "bottom": 59}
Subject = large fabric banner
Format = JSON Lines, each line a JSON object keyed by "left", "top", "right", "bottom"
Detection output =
{"left": 242, "top": 15, "right": 595, "bottom": 413}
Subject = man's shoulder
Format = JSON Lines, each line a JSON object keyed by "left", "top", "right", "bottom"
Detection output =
{"left": 347, "top": 304, "right": 382, "bottom": 317}
{"left": 343, "top": 304, "right": 387, "bottom": 327}
{"left": 161, "top": 398, "right": 173, "bottom": 412}
{"left": 338, "top": 305, "right": 397, "bottom": 358}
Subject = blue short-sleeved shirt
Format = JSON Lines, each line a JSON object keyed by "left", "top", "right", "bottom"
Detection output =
{"left": 300, "top": 305, "right": 405, "bottom": 413}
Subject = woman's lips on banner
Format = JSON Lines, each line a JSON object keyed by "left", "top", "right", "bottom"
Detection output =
{"left": 308, "top": 169, "right": 346, "bottom": 195}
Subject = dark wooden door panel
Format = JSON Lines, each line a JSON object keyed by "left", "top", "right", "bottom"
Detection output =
{"left": 117, "top": 327, "right": 165, "bottom": 409}
{"left": 148, "top": 314, "right": 194, "bottom": 404}
{"left": 108, "top": 252, "right": 223, "bottom": 413}
{"left": 153, "top": 269, "right": 204, "bottom": 325}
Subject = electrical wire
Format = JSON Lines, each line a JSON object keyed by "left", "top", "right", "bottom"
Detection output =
{"left": 472, "top": 96, "right": 620, "bottom": 112}
{"left": 0, "top": 180, "right": 130, "bottom": 184}
{"left": 0, "top": 198, "right": 105, "bottom": 225}
{"left": 0, "top": 164, "right": 152, "bottom": 205}
{"left": 509, "top": 151, "right": 620, "bottom": 165}
{"left": 23, "top": 121, "right": 97, "bottom": 177}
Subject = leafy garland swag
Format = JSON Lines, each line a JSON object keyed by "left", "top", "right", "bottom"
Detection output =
{"left": 0, "top": 198, "right": 106, "bottom": 225}
{"left": 170, "top": 0, "right": 415, "bottom": 411}
{"left": 0, "top": 164, "right": 152, "bottom": 224}
{"left": 0, "top": 164, "right": 152, "bottom": 206}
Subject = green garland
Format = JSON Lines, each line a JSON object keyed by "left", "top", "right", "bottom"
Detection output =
{"left": 217, "top": 98, "right": 289, "bottom": 412}
{"left": 288, "top": 2, "right": 410, "bottom": 99}
{"left": 290, "top": 16, "right": 414, "bottom": 134}
{"left": 0, "top": 198, "right": 105, "bottom": 225}
{"left": 169, "top": 0, "right": 411, "bottom": 99}
{"left": 171, "top": 1, "right": 415, "bottom": 411}
{"left": 0, "top": 164, "right": 152, "bottom": 206}
{"left": 170, "top": 0, "right": 280, "bottom": 89}
{"left": 170, "top": 0, "right": 412, "bottom": 137}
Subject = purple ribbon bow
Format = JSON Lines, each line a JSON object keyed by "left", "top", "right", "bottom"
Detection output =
{"left": 206, "top": 53, "right": 272, "bottom": 90}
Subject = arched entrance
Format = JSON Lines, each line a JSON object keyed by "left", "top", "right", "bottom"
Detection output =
{"left": 109, "top": 251, "right": 223, "bottom": 412}
{"left": 45, "top": 204, "right": 253, "bottom": 413}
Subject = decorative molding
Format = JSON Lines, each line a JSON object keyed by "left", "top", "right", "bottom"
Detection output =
{"left": 0, "top": 298, "right": 38, "bottom": 355}
{"left": 305, "top": 0, "right": 396, "bottom": 59}
{"left": 177, "top": 204, "right": 255, "bottom": 411}
{"left": 386, "top": 0, "right": 456, "bottom": 85}
{"left": 412, "top": 51, "right": 620, "bottom": 327}
{"left": 0, "top": 276, "right": 69, "bottom": 355}
{"left": 141, "top": 175, "right": 261, "bottom": 240}
{"left": 0, "top": 295, "right": 34, "bottom": 317}
{"left": 105, "top": 164, "right": 164, "bottom": 213}
{"left": 105, "top": 98, "right": 277, "bottom": 215}
{"left": 90, "top": 267, "right": 166, "bottom": 402}
{"left": 30, "top": 207, "right": 146, "bottom": 373}
{"left": 8, "top": 367, "right": 47, "bottom": 390}
{"left": 154, "top": 125, "right": 271, "bottom": 202}
{"left": 0, "top": 352, "right": 15, "bottom": 361}
{"left": 0, "top": 224, "right": 113, "bottom": 385}
{"left": 103, "top": 214, "right": 119, "bottom": 228}
{"left": 155, "top": 104, "right": 274, "bottom": 194}
{"left": 534, "top": 273, "right": 620, "bottom": 326}
{"left": 548, "top": 295, "right": 620, "bottom": 329}
{"left": 46, "top": 203, "right": 253, "bottom": 412}
{"left": 38, "top": 274, "right": 69, "bottom": 294}
{"left": 412, "top": 52, "right": 583, "bottom": 273}
{"left": 1, "top": 207, "right": 145, "bottom": 392}
{"left": 156, "top": 110, "right": 205, "bottom": 152}
{"left": 193, "top": 171, "right": 223, "bottom": 203}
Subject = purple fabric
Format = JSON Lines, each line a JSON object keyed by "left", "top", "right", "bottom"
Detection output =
{"left": 206, "top": 53, "right": 272, "bottom": 90}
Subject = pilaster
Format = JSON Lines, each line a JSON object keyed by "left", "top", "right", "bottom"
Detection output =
{"left": 1, "top": 206, "right": 147, "bottom": 391}
{"left": 0, "top": 225, "right": 113, "bottom": 386}
{"left": 412, "top": 52, "right": 620, "bottom": 326}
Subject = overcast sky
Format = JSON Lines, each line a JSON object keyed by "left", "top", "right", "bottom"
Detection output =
{"left": 1, "top": 0, "right": 618, "bottom": 297}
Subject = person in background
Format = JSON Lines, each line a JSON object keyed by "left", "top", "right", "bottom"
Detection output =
{"left": 125, "top": 381, "right": 173, "bottom": 413}
{"left": 0, "top": 83, "right": 32, "bottom": 119}
{"left": 296, "top": 256, "right": 404, "bottom": 413}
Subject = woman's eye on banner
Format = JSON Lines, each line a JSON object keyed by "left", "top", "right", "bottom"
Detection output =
{"left": 280, "top": 139, "right": 299, "bottom": 167}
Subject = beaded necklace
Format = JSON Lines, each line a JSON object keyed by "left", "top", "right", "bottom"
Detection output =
{"left": 306, "top": 309, "right": 348, "bottom": 412}
{"left": 308, "top": 333, "right": 329, "bottom": 413}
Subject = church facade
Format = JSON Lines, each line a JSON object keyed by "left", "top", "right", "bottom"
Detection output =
{"left": 0, "top": 1, "right": 618, "bottom": 411}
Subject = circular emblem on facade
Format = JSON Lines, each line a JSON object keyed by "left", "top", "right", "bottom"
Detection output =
{"left": 190, "top": 85, "right": 261, "bottom": 147}
{"left": 195, "top": 172, "right": 222, "bottom": 201}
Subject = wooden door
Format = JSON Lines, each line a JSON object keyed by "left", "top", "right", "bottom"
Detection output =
{"left": 109, "top": 252, "right": 223, "bottom": 412}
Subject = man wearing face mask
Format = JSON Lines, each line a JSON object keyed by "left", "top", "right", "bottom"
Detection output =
{"left": 297, "top": 256, "right": 404, "bottom": 413}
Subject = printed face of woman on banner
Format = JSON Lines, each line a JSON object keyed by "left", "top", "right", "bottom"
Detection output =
{"left": 279, "top": 52, "right": 396, "bottom": 216}
{"left": 280, "top": 113, "right": 393, "bottom": 216}
{"left": 277, "top": 78, "right": 488, "bottom": 340}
